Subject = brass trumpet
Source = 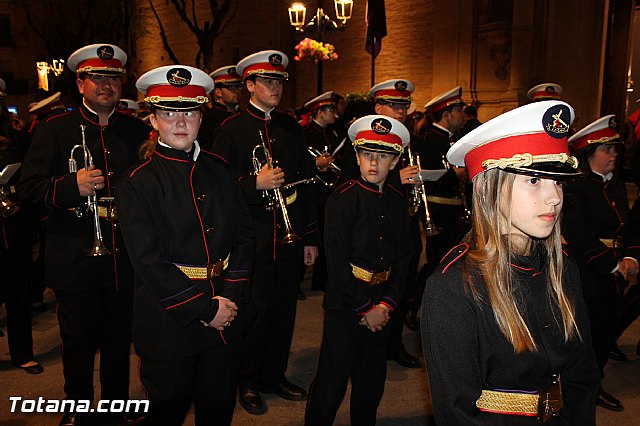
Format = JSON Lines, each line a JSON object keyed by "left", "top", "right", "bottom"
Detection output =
{"left": 69, "top": 125, "right": 112, "bottom": 256}
{"left": 0, "top": 189, "right": 20, "bottom": 219}
{"left": 307, "top": 146, "right": 341, "bottom": 187}
{"left": 407, "top": 145, "right": 442, "bottom": 236}
{"left": 253, "top": 131, "right": 301, "bottom": 244}
{"left": 442, "top": 155, "right": 472, "bottom": 224}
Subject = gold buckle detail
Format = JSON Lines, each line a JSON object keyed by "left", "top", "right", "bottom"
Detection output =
{"left": 350, "top": 264, "right": 390, "bottom": 286}
{"left": 537, "top": 375, "right": 563, "bottom": 422}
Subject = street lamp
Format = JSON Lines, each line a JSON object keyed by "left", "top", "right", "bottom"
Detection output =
{"left": 288, "top": 1, "right": 354, "bottom": 94}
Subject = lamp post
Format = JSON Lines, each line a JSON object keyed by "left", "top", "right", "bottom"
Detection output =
{"left": 288, "top": 0, "right": 354, "bottom": 94}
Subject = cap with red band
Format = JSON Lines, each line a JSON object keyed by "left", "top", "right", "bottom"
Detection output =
{"left": 116, "top": 99, "right": 140, "bottom": 115}
{"left": 447, "top": 101, "right": 580, "bottom": 180}
{"left": 569, "top": 115, "right": 621, "bottom": 153}
{"left": 209, "top": 65, "right": 242, "bottom": 87}
{"left": 29, "top": 92, "right": 65, "bottom": 116}
{"left": 369, "top": 79, "right": 414, "bottom": 104}
{"left": 236, "top": 50, "right": 289, "bottom": 81}
{"left": 67, "top": 44, "right": 127, "bottom": 76}
{"left": 527, "top": 83, "right": 562, "bottom": 102}
{"left": 136, "top": 65, "right": 214, "bottom": 110}
{"left": 348, "top": 115, "right": 410, "bottom": 155}
{"left": 304, "top": 91, "right": 336, "bottom": 111}
{"left": 425, "top": 86, "right": 465, "bottom": 113}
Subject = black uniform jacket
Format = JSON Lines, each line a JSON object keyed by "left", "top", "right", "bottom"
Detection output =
{"left": 422, "top": 243, "right": 599, "bottom": 425}
{"left": 17, "top": 104, "right": 150, "bottom": 292}
{"left": 197, "top": 102, "right": 236, "bottom": 151}
{"left": 323, "top": 178, "right": 412, "bottom": 315}
{"left": 116, "top": 143, "right": 255, "bottom": 360}
{"left": 422, "top": 123, "right": 459, "bottom": 198}
{"left": 562, "top": 172, "right": 640, "bottom": 299}
{"left": 213, "top": 103, "right": 319, "bottom": 260}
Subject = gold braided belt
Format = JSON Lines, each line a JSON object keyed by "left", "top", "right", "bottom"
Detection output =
{"left": 475, "top": 376, "right": 563, "bottom": 423}
{"left": 350, "top": 263, "right": 390, "bottom": 286}
{"left": 482, "top": 153, "right": 578, "bottom": 172}
{"left": 174, "top": 255, "right": 230, "bottom": 280}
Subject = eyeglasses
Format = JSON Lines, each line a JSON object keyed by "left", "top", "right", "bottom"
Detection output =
{"left": 320, "top": 106, "right": 336, "bottom": 112}
{"left": 381, "top": 101, "right": 409, "bottom": 111}
{"left": 86, "top": 74, "right": 121, "bottom": 85}
{"left": 154, "top": 110, "right": 201, "bottom": 122}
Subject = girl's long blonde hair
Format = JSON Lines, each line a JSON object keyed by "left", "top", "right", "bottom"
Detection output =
{"left": 462, "top": 169, "right": 581, "bottom": 353}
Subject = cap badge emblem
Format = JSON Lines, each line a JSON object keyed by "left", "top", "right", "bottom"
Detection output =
{"left": 97, "top": 45, "right": 114, "bottom": 60}
{"left": 609, "top": 116, "right": 617, "bottom": 129}
{"left": 395, "top": 81, "right": 407, "bottom": 91}
{"left": 545, "top": 86, "right": 556, "bottom": 95}
{"left": 228, "top": 67, "right": 238, "bottom": 76}
{"left": 543, "top": 105, "right": 570, "bottom": 138}
{"left": 371, "top": 118, "right": 392, "bottom": 135}
{"left": 269, "top": 54, "right": 282, "bottom": 66}
{"left": 167, "top": 68, "right": 192, "bottom": 87}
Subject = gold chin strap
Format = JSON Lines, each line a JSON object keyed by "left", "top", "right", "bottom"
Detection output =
{"left": 482, "top": 153, "right": 578, "bottom": 172}
{"left": 352, "top": 139, "right": 403, "bottom": 154}
{"left": 144, "top": 95, "right": 209, "bottom": 106}
{"left": 77, "top": 66, "right": 126, "bottom": 75}
{"left": 587, "top": 134, "right": 620, "bottom": 144}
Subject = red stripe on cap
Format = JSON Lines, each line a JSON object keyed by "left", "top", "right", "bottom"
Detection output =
{"left": 77, "top": 58, "right": 123, "bottom": 71}
{"left": 243, "top": 63, "right": 286, "bottom": 79}
{"left": 531, "top": 90, "right": 560, "bottom": 100}
{"left": 146, "top": 85, "right": 206, "bottom": 98}
{"left": 214, "top": 75, "right": 241, "bottom": 84}
{"left": 307, "top": 99, "right": 335, "bottom": 111}
{"left": 357, "top": 130, "right": 402, "bottom": 146}
{"left": 428, "top": 94, "right": 462, "bottom": 113}
{"left": 375, "top": 89, "right": 411, "bottom": 99}
{"left": 571, "top": 127, "right": 618, "bottom": 152}
{"left": 464, "top": 132, "right": 569, "bottom": 180}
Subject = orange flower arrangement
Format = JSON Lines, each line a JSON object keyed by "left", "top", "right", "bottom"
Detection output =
{"left": 294, "top": 38, "right": 339, "bottom": 62}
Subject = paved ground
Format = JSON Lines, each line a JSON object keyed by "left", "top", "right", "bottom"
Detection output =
{"left": 1, "top": 277, "right": 640, "bottom": 425}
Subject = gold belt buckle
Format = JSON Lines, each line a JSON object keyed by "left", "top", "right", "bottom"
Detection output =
{"left": 537, "top": 375, "right": 563, "bottom": 422}
{"left": 369, "top": 270, "right": 390, "bottom": 286}
{"left": 207, "top": 260, "right": 224, "bottom": 279}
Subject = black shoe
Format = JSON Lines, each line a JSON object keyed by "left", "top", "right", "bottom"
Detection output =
{"left": 596, "top": 388, "right": 624, "bottom": 412}
{"left": 17, "top": 361, "right": 44, "bottom": 375}
{"left": 239, "top": 387, "right": 267, "bottom": 415}
{"left": 609, "top": 345, "right": 628, "bottom": 362}
{"left": 59, "top": 412, "right": 82, "bottom": 426}
{"left": 404, "top": 311, "right": 420, "bottom": 332}
{"left": 388, "top": 349, "right": 422, "bottom": 369}
{"left": 258, "top": 379, "right": 308, "bottom": 401}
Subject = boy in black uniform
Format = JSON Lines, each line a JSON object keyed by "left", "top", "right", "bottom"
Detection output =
{"left": 18, "top": 43, "right": 149, "bottom": 426}
{"left": 213, "top": 50, "right": 319, "bottom": 415}
{"left": 305, "top": 115, "right": 412, "bottom": 425}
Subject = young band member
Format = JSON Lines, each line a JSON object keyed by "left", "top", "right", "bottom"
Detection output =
{"left": 116, "top": 65, "right": 254, "bottom": 425}
{"left": 213, "top": 50, "right": 319, "bottom": 415}
{"left": 18, "top": 44, "right": 150, "bottom": 426}
{"left": 562, "top": 115, "right": 640, "bottom": 412}
{"left": 422, "top": 101, "right": 600, "bottom": 424}
{"left": 305, "top": 115, "right": 412, "bottom": 425}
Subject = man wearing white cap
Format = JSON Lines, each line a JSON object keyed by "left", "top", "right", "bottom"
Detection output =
{"left": 18, "top": 43, "right": 150, "bottom": 426}
{"left": 562, "top": 115, "right": 639, "bottom": 412}
{"left": 213, "top": 50, "right": 319, "bottom": 415}
{"left": 305, "top": 115, "right": 412, "bottom": 425}
{"left": 197, "top": 65, "right": 243, "bottom": 150}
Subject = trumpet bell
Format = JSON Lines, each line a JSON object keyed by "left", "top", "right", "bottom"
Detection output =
{"left": 423, "top": 222, "right": 443, "bottom": 237}
{"left": 0, "top": 192, "right": 20, "bottom": 219}
{"left": 280, "top": 231, "right": 302, "bottom": 244}
{"left": 87, "top": 243, "right": 112, "bottom": 257}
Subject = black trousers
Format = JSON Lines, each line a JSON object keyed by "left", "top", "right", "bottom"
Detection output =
{"left": 0, "top": 245, "right": 35, "bottom": 366}
{"left": 241, "top": 252, "right": 304, "bottom": 387}
{"left": 616, "top": 284, "right": 640, "bottom": 339}
{"left": 584, "top": 292, "right": 618, "bottom": 376}
{"left": 305, "top": 310, "right": 390, "bottom": 426}
{"left": 56, "top": 286, "right": 132, "bottom": 402}
{"left": 138, "top": 338, "right": 241, "bottom": 426}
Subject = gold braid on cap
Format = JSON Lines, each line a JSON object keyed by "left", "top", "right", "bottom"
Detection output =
{"left": 352, "top": 138, "right": 404, "bottom": 153}
{"left": 482, "top": 153, "right": 578, "bottom": 171}
{"left": 376, "top": 95, "right": 412, "bottom": 102}
{"left": 144, "top": 95, "right": 209, "bottom": 105}
{"left": 245, "top": 69, "right": 289, "bottom": 79}
{"left": 587, "top": 134, "right": 620, "bottom": 144}
{"left": 77, "top": 66, "right": 126, "bottom": 74}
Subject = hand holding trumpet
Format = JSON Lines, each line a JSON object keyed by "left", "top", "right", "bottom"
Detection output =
{"left": 76, "top": 166, "right": 105, "bottom": 196}
{"left": 256, "top": 163, "right": 284, "bottom": 190}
